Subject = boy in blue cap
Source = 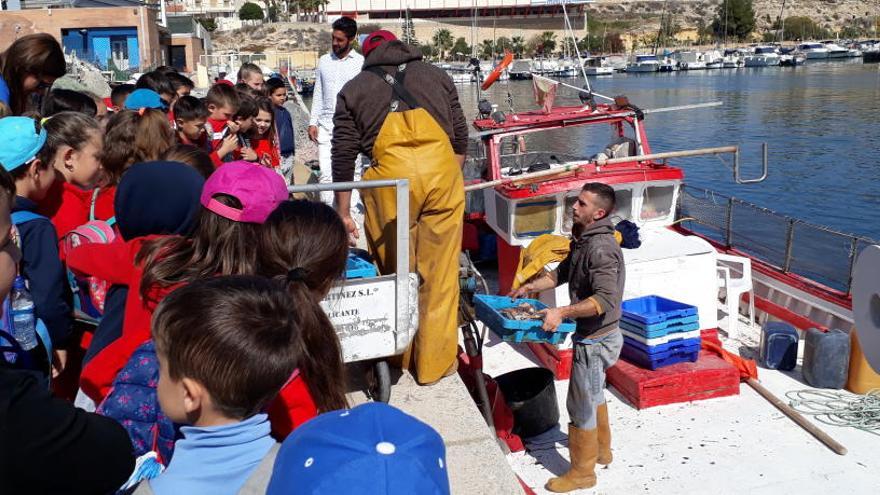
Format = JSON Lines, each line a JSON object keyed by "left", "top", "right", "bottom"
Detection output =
{"left": 124, "top": 88, "right": 169, "bottom": 112}
{"left": 0, "top": 116, "right": 71, "bottom": 377}
{"left": 267, "top": 402, "right": 450, "bottom": 495}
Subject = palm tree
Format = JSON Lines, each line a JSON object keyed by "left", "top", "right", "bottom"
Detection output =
{"left": 480, "top": 39, "right": 495, "bottom": 59}
{"left": 432, "top": 29, "right": 454, "bottom": 60}
{"left": 539, "top": 31, "right": 557, "bottom": 55}
{"left": 510, "top": 35, "right": 525, "bottom": 57}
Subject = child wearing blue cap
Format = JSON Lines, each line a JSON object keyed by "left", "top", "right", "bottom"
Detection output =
{"left": 267, "top": 402, "right": 450, "bottom": 495}
{"left": 0, "top": 116, "right": 71, "bottom": 377}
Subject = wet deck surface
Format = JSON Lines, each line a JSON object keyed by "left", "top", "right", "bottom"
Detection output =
{"left": 481, "top": 314, "right": 879, "bottom": 495}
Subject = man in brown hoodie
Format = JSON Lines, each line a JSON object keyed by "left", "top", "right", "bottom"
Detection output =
{"left": 511, "top": 182, "right": 625, "bottom": 493}
{"left": 331, "top": 31, "right": 468, "bottom": 385}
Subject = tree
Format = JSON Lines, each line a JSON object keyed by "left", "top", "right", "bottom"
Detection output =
{"left": 401, "top": 9, "right": 418, "bottom": 45}
{"left": 710, "top": 0, "right": 756, "bottom": 42}
{"left": 495, "top": 36, "right": 512, "bottom": 53}
{"left": 198, "top": 17, "right": 217, "bottom": 32}
{"left": 239, "top": 2, "right": 264, "bottom": 22}
{"left": 479, "top": 39, "right": 495, "bottom": 59}
{"left": 432, "top": 29, "right": 453, "bottom": 60}
{"left": 780, "top": 16, "right": 831, "bottom": 41}
{"left": 510, "top": 36, "right": 525, "bottom": 57}
{"left": 451, "top": 37, "right": 471, "bottom": 59}
{"left": 538, "top": 31, "right": 557, "bottom": 55}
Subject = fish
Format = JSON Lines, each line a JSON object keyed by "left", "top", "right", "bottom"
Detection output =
{"left": 500, "top": 302, "right": 543, "bottom": 321}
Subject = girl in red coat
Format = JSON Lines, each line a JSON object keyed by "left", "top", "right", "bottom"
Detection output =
{"left": 249, "top": 97, "right": 281, "bottom": 170}
{"left": 258, "top": 200, "right": 349, "bottom": 437}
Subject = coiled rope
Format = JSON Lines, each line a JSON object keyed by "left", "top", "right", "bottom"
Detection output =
{"left": 786, "top": 389, "right": 880, "bottom": 435}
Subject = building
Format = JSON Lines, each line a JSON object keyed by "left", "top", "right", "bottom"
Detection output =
{"left": 167, "top": 14, "right": 212, "bottom": 72}
{"left": 327, "top": 0, "right": 587, "bottom": 20}
{"left": 1, "top": 1, "right": 211, "bottom": 76}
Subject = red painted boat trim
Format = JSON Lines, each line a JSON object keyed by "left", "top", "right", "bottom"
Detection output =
{"left": 748, "top": 293, "right": 829, "bottom": 332}
{"left": 674, "top": 226, "right": 852, "bottom": 311}
{"left": 497, "top": 166, "right": 683, "bottom": 199}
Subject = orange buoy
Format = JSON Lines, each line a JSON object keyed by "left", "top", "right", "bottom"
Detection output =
{"left": 481, "top": 51, "right": 514, "bottom": 91}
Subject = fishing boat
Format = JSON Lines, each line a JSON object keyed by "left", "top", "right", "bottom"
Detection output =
{"left": 675, "top": 51, "right": 707, "bottom": 70}
{"left": 626, "top": 54, "right": 661, "bottom": 73}
{"left": 744, "top": 46, "right": 781, "bottom": 67}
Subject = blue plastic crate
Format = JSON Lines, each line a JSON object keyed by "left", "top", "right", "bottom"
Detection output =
{"left": 621, "top": 295, "right": 698, "bottom": 325}
{"left": 621, "top": 313, "right": 699, "bottom": 332}
{"left": 622, "top": 336, "right": 701, "bottom": 356}
{"left": 346, "top": 253, "right": 377, "bottom": 279}
{"left": 620, "top": 342, "right": 701, "bottom": 370}
{"left": 620, "top": 318, "right": 701, "bottom": 339}
{"left": 473, "top": 294, "right": 575, "bottom": 345}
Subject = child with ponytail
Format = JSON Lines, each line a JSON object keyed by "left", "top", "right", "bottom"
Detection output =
{"left": 68, "top": 162, "right": 289, "bottom": 461}
{"left": 258, "top": 200, "right": 349, "bottom": 437}
{"left": 36, "top": 112, "right": 107, "bottom": 243}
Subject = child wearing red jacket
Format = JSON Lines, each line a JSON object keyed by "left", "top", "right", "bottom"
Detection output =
{"left": 249, "top": 97, "right": 281, "bottom": 170}
{"left": 258, "top": 200, "right": 350, "bottom": 436}
{"left": 68, "top": 162, "right": 289, "bottom": 403}
{"left": 204, "top": 84, "right": 240, "bottom": 166}
{"left": 35, "top": 112, "right": 110, "bottom": 247}
{"left": 172, "top": 95, "right": 230, "bottom": 167}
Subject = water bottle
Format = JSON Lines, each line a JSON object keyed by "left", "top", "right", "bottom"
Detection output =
{"left": 10, "top": 276, "right": 38, "bottom": 351}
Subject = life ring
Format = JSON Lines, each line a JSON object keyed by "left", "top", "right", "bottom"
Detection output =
{"left": 481, "top": 51, "right": 514, "bottom": 91}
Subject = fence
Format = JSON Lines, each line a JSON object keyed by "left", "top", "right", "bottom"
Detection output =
{"left": 677, "top": 185, "right": 876, "bottom": 295}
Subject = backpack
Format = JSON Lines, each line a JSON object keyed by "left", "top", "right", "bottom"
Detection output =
{"left": 0, "top": 211, "right": 54, "bottom": 376}
{"left": 61, "top": 188, "right": 116, "bottom": 322}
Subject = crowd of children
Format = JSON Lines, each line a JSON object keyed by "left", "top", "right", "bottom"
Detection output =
{"left": 0, "top": 34, "right": 450, "bottom": 494}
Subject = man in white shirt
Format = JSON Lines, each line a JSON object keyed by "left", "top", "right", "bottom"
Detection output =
{"left": 308, "top": 17, "right": 363, "bottom": 206}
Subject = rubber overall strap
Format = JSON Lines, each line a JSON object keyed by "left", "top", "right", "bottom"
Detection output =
{"left": 366, "top": 65, "right": 420, "bottom": 111}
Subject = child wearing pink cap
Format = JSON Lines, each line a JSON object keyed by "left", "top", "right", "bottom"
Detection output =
{"left": 68, "top": 161, "right": 289, "bottom": 404}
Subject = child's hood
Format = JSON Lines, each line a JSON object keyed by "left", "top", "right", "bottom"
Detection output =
{"left": 115, "top": 161, "right": 205, "bottom": 241}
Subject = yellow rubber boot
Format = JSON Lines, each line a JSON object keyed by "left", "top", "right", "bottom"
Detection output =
{"left": 597, "top": 403, "right": 612, "bottom": 465}
{"left": 545, "top": 425, "right": 598, "bottom": 493}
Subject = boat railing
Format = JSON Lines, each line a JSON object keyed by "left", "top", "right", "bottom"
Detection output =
{"left": 677, "top": 185, "right": 876, "bottom": 295}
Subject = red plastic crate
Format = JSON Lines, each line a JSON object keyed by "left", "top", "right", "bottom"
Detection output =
{"left": 607, "top": 350, "right": 740, "bottom": 409}
{"left": 528, "top": 329, "right": 724, "bottom": 382}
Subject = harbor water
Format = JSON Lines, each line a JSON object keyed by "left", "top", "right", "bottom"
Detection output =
{"left": 458, "top": 59, "right": 880, "bottom": 240}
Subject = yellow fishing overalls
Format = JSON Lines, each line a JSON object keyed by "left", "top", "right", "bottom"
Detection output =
{"left": 362, "top": 65, "right": 464, "bottom": 384}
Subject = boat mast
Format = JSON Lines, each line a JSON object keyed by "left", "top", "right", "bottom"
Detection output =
{"left": 560, "top": 1, "right": 591, "bottom": 92}
{"left": 777, "top": 0, "right": 787, "bottom": 44}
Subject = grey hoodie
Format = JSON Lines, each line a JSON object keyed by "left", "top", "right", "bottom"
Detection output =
{"left": 556, "top": 217, "right": 625, "bottom": 339}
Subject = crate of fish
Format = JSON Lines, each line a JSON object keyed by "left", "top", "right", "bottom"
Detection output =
{"left": 620, "top": 338, "right": 701, "bottom": 371}
{"left": 621, "top": 295, "right": 698, "bottom": 325}
{"left": 345, "top": 252, "right": 378, "bottom": 279}
{"left": 473, "top": 294, "right": 576, "bottom": 345}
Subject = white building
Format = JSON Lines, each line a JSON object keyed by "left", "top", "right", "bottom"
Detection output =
{"left": 327, "top": 0, "right": 586, "bottom": 20}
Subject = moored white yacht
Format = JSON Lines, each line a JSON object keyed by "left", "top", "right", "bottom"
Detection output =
{"left": 744, "top": 46, "right": 780, "bottom": 67}
{"left": 626, "top": 54, "right": 661, "bottom": 73}
{"left": 823, "top": 42, "right": 851, "bottom": 58}
{"left": 583, "top": 56, "right": 614, "bottom": 76}
{"left": 796, "top": 42, "right": 830, "bottom": 59}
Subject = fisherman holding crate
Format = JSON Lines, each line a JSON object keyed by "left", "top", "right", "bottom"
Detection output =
{"left": 510, "top": 182, "right": 625, "bottom": 493}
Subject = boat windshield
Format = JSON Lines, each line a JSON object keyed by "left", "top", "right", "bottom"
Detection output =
{"left": 636, "top": 56, "right": 658, "bottom": 62}
{"left": 755, "top": 47, "right": 776, "bottom": 54}
{"left": 493, "top": 122, "right": 638, "bottom": 177}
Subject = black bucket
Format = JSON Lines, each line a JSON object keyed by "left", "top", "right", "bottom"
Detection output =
{"left": 495, "top": 367, "right": 560, "bottom": 438}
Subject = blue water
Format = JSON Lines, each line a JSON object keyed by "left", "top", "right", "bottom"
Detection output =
{"left": 462, "top": 59, "right": 880, "bottom": 240}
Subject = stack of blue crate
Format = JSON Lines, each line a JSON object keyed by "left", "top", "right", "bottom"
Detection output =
{"left": 619, "top": 295, "right": 701, "bottom": 370}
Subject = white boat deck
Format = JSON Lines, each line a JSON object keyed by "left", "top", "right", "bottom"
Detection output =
{"left": 481, "top": 313, "right": 879, "bottom": 494}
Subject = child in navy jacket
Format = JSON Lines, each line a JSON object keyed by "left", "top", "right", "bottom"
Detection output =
{"left": 0, "top": 116, "right": 71, "bottom": 376}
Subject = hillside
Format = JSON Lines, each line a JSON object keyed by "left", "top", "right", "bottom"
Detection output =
{"left": 210, "top": 1, "right": 879, "bottom": 53}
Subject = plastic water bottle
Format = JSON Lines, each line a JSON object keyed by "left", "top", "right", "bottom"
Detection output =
{"left": 10, "top": 276, "right": 37, "bottom": 351}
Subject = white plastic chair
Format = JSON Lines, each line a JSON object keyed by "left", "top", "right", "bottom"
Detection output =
{"left": 716, "top": 253, "right": 755, "bottom": 340}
